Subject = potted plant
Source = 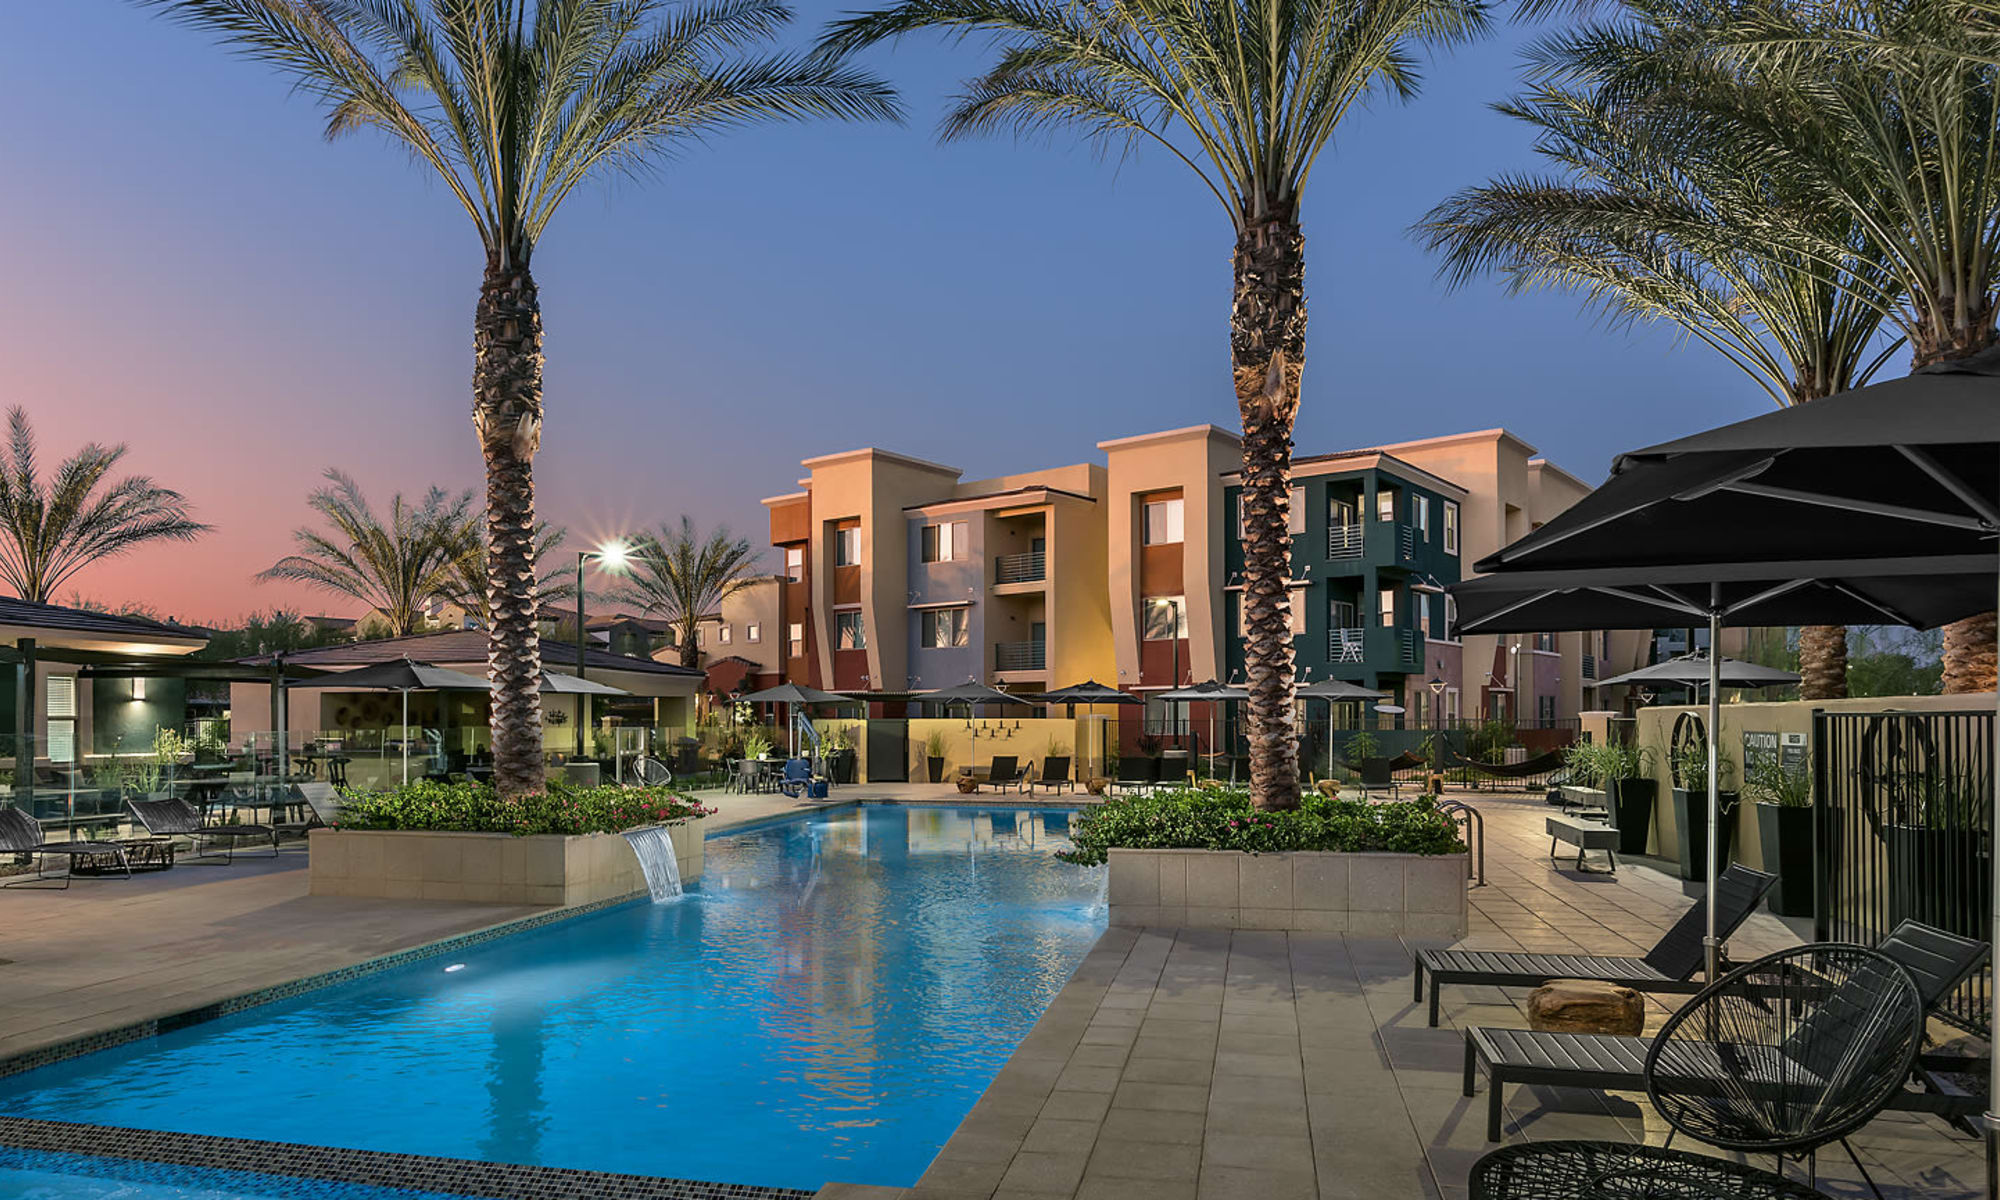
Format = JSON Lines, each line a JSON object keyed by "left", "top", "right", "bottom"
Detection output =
{"left": 921, "top": 728, "right": 950, "bottom": 783}
{"left": 820, "top": 723, "right": 858, "bottom": 784}
{"left": 742, "top": 731, "right": 774, "bottom": 762}
{"left": 1670, "top": 733, "right": 1739, "bottom": 882}
{"left": 1567, "top": 741, "right": 1658, "bottom": 856}
{"left": 1745, "top": 750, "right": 1814, "bottom": 917}
{"left": 1872, "top": 764, "right": 1987, "bottom": 937}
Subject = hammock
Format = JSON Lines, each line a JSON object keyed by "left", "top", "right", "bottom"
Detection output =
{"left": 1333, "top": 749, "right": 1429, "bottom": 774}
{"left": 1448, "top": 748, "right": 1568, "bottom": 779}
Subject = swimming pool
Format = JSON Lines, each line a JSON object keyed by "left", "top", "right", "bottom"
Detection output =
{"left": 0, "top": 806, "right": 1106, "bottom": 1191}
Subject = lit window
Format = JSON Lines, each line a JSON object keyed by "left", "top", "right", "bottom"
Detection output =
{"left": 1414, "top": 496, "right": 1429, "bottom": 539}
{"left": 746, "top": 623, "right": 761, "bottom": 644}
{"left": 1443, "top": 501, "right": 1460, "bottom": 554}
{"left": 1142, "top": 497, "right": 1184, "bottom": 545}
{"left": 788, "top": 623, "right": 804, "bottom": 658}
{"left": 1417, "top": 592, "right": 1431, "bottom": 638}
{"left": 921, "top": 607, "right": 970, "bottom": 648}
{"left": 920, "top": 520, "right": 968, "bottom": 563}
{"left": 718, "top": 623, "right": 732, "bottom": 645}
{"left": 784, "top": 547, "right": 803, "bottom": 581}
{"left": 1143, "top": 596, "right": 1188, "bottom": 641}
{"left": 1378, "top": 585, "right": 1398, "bottom": 627}
{"left": 833, "top": 527, "right": 861, "bottom": 567}
{"left": 834, "top": 610, "right": 866, "bottom": 650}
{"left": 1376, "top": 489, "right": 1396, "bottom": 523}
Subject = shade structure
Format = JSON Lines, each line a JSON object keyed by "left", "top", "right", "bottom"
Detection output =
{"left": 1037, "top": 680, "right": 1143, "bottom": 705}
{"left": 1295, "top": 678, "right": 1387, "bottom": 700}
{"left": 1593, "top": 652, "right": 1799, "bottom": 693}
{"left": 1159, "top": 680, "right": 1248, "bottom": 779}
{"left": 1449, "top": 349, "right": 2000, "bottom": 1191}
{"left": 738, "top": 682, "right": 853, "bottom": 757}
{"left": 539, "top": 671, "right": 630, "bottom": 696}
{"left": 287, "top": 658, "right": 491, "bottom": 785}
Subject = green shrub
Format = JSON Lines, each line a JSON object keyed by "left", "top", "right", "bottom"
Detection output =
{"left": 1057, "top": 787, "right": 1464, "bottom": 866}
{"left": 338, "top": 780, "right": 715, "bottom": 837}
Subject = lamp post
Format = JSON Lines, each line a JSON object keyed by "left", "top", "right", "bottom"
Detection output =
{"left": 574, "top": 541, "right": 631, "bottom": 759}
{"left": 1426, "top": 673, "right": 1447, "bottom": 788}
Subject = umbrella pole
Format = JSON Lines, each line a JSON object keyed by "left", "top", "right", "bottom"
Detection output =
{"left": 1704, "top": 603, "right": 1721, "bottom": 980}
{"left": 401, "top": 689, "right": 410, "bottom": 787}
{"left": 1988, "top": 558, "right": 1999, "bottom": 1200}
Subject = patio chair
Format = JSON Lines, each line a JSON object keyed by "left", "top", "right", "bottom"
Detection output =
{"left": 1111, "top": 757, "right": 1157, "bottom": 795}
{"left": 776, "top": 757, "right": 813, "bottom": 799}
{"left": 0, "top": 806, "right": 138, "bottom": 888}
{"left": 274, "top": 782, "right": 346, "bottom": 841}
{"left": 1033, "top": 756, "right": 1072, "bottom": 795}
{"left": 1415, "top": 863, "right": 1777, "bottom": 1026}
{"left": 1461, "top": 921, "right": 1985, "bottom": 1146}
{"left": 634, "top": 756, "right": 674, "bottom": 787}
{"left": 128, "top": 795, "right": 277, "bottom": 863}
{"left": 987, "top": 756, "right": 1029, "bottom": 793}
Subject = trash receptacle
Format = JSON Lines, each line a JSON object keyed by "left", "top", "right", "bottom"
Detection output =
{"left": 563, "top": 761, "right": 601, "bottom": 787}
{"left": 675, "top": 738, "right": 699, "bottom": 775}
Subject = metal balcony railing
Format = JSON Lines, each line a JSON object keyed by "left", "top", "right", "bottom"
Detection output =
{"left": 1581, "top": 653, "right": 1598, "bottom": 680}
{"left": 995, "top": 551, "right": 1046, "bottom": 585}
{"left": 1330, "top": 628, "right": 1365, "bottom": 663}
{"left": 1397, "top": 628, "right": 1421, "bottom": 666}
{"left": 995, "top": 640, "right": 1046, "bottom": 671}
{"left": 1328, "top": 525, "right": 1363, "bottom": 559}
{"left": 1398, "top": 525, "right": 1416, "bottom": 561}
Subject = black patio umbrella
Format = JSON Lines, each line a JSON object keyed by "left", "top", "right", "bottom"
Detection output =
{"left": 1037, "top": 680, "right": 1142, "bottom": 773}
{"left": 738, "top": 682, "right": 851, "bottom": 756}
{"left": 1449, "top": 348, "right": 2000, "bottom": 1173}
{"left": 288, "top": 658, "right": 491, "bottom": 785}
{"left": 1594, "top": 651, "right": 1800, "bottom": 696}
{"left": 923, "top": 680, "right": 1027, "bottom": 772}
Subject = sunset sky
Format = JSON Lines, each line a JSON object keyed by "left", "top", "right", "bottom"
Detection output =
{"left": 3, "top": 3, "right": 1801, "bottom": 627}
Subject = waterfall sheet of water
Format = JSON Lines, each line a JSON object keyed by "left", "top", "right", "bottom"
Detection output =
{"left": 622, "top": 826, "right": 684, "bottom": 901}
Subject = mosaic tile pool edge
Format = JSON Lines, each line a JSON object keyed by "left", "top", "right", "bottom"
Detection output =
{"left": 0, "top": 1115, "right": 817, "bottom": 1200}
{"left": 0, "top": 889, "right": 646, "bottom": 1080}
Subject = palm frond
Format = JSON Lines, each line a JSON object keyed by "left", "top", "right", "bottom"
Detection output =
{"left": 258, "top": 470, "right": 477, "bottom": 635}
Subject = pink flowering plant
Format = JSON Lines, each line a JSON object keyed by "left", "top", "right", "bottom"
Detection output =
{"left": 1057, "top": 788, "right": 1462, "bottom": 866}
{"left": 339, "top": 780, "right": 715, "bottom": 837}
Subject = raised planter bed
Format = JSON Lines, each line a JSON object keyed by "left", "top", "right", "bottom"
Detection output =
{"left": 307, "top": 823, "right": 704, "bottom": 906}
{"left": 1106, "top": 848, "right": 1468, "bottom": 937}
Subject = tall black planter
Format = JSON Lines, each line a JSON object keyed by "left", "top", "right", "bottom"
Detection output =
{"left": 1755, "top": 803, "right": 1815, "bottom": 918}
{"left": 1608, "top": 778, "right": 1656, "bottom": 856}
{"left": 926, "top": 756, "right": 946, "bottom": 784}
{"left": 1672, "top": 788, "right": 1740, "bottom": 882}
{"left": 1885, "top": 825, "right": 1989, "bottom": 938}
{"left": 829, "top": 749, "right": 857, "bottom": 785}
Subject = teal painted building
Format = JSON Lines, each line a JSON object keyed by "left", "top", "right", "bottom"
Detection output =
{"left": 1223, "top": 451, "right": 1465, "bottom": 703}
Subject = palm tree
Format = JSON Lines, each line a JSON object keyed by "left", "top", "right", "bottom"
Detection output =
{"left": 0, "top": 407, "right": 211, "bottom": 604}
{"left": 441, "top": 520, "right": 573, "bottom": 625}
{"left": 1548, "top": 0, "right": 2000, "bottom": 691}
{"left": 260, "top": 471, "right": 477, "bottom": 637}
{"left": 818, "top": 0, "right": 1488, "bottom": 809}
{"left": 1416, "top": 52, "right": 1903, "bottom": 700}
{"left": 146, "top": 0, "right": 897, "bottom": 796}
{"left": 608, "top": 518, "right": 760, "bottom": 667}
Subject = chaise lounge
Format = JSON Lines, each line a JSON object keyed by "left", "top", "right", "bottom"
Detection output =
{"left": 1033, "top": 756, "right": 1072, "bottom": 795}
{"left": 1414, "top": 863, "right": 1777, "bottom": 1026}
{"left": 0, "top": 807, "right": 147, "bottom": 888}
{"left": 129, "top": 795, "right": 278, "bottom": 863}
{"left": 987, "top": 756, "right": 1030, "bottom": 793}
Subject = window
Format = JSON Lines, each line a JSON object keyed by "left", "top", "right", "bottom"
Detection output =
{"left": 1378, "top": 585, "right": 1398, "bottom": 627}
{"left": 833, "top": 526, "right": 861, "bottom": 567}
{"left": 1142, "top": 497, "right": 1184, "bottom": 545}
{"left": 921, "top": 607, "right": 970, "bottom": 648}
{"left": 1417, "top": 592, "right": 1432, "bottom": 639}
{"left": 1143, "top": 596, "right": 1188, "bottom": 640}
{"left": 784, "top": 546, "right": 803, "bottom": 581}
{"left": 788, "top": 622, "right": 804, "bottom": 658}
{"left": 45, "top": 675, "right": 75, "bottom": 764}
{"left": 1414, "top": 496, "right": 1430, "bottom": 539}
{"left": 834, "top": 610, "right": 865, "bottom": 650}
{"left": 1538, "top": 695, "right": 1557, "bottom": 723}
{"left": 920, "top": 520, "right": 968, "bottom": 563}
{"left": 1288, "top": 486, "right": 1306, "bottom": 535}
{"left": 1331, "top": 599, "right": 1357, "bottom": 629}
{"left": 1534, "top": 631, "right": 1556, "bottom": 652}
{"left": 746, "top": 623, "right": 761, "bottom": 644}
{"left": 718, "top": 623, "right": 732, "bottom": 645}
{"left": 1376, "top": 489, "right": 1396, "bottom": 522}
{"left": 1443, "top": 501, "right": 1460, "bottom": 555}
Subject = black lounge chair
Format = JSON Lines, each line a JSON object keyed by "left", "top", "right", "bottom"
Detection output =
{"left": 128, "top": 796, "right": 277, "bottom": 863}
{"left": 0, "top": 806, "right": 141, "bottom": 888}
{"left": 275, "top": 782, "right": 346, "bottom": 841}
{"left": 987, "top": 756, "right": 1030, "bottom": 793}
{"left": 1033, "top": 756, "right": 1072, "bottom": 795}
{"left": 1414, "top": 863, "right": 1778, "bottom": 1026}
{"left": 1111, "top": 757, "right": 1157, "bottom": 795}
{"left": 1461, "top": 921, "right": 1985, "bottom": 1143}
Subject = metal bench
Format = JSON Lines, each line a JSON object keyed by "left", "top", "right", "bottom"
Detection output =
{"left": 1546, "top": 814, "right": 1619, "bottom": 873}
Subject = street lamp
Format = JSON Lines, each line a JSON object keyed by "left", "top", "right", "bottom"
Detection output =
{"left": 1426, "top": 673, "right": 1447, "bottom": 787}
{"left": 574, "top": 540, "right": 632, "bottom": 758}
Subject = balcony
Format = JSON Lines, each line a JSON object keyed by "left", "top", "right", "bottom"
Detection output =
{"left": 995, "top": 640, "right": 1046, "bottom": 672}
{"left": 1328, "top": 525, "right": 1362, "bottom": 559}
{"left": 995, "top": 551, "right": 1046, "bottom": 585}
{"left": 1330, "top": 628, "right": 1365, "bottom": 663}
{"left": 1582, "top": 653, "right": 1598, "bottom": 680}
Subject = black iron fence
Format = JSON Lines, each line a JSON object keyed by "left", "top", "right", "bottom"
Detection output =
{"left": 1814, "top": 708, "right": 1991, "bottom": 1035}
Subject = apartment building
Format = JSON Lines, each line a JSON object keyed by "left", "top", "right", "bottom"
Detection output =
{"left": 763, "top": 425, "right": 1675, "bottom": 727}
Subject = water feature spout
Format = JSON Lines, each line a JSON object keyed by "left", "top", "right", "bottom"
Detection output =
{"left": 622, "top": 825, "right": 684, "bottom": 902}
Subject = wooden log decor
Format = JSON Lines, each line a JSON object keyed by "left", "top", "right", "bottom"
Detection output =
{"left": 1526, "top": 978, "right": 1644, "bottom": 1036}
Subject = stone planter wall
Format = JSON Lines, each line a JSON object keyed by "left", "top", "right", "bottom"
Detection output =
{"left": 308, "top": 823, "right": 704, "bottom": 906}
{"left": 1106, "top": 849, "right": 1468, "bottom": 937}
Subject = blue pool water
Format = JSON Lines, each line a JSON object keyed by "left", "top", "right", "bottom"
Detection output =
{"left": 0, "top": 1149, "right": 491, "bottom": 1199}
{"left": 0, "top": 806, "right": 1106, "bottom": 1191}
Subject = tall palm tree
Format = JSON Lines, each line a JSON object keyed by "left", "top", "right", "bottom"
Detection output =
{"left": 818, "top": 0, "right": 1489, "bottom": 810}
{"left": 1416, "top": 56, "right": 1902, "bottom": 700}
{"left": 608, "top": 518, "right": 760, "bottom": 667}
{"left": 146, "top": 0, "right": 897, "bottom": 796}
{"left": 0, "top": 407, "right": 211, "bottom": 604}
{"left": 1550, "top": 0, "right": 2000, "bottom": 692}
{"left": 260, "top": 471, "right": 478, "bottom": 637}
{"left": 441, "top": 520, "right": 573, "bottom": 625}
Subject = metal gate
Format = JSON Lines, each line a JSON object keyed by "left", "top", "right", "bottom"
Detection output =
{"left": 866, "top": 719, "right": 909, "bottom": 783}
{"left": 1814, "top": 709, "right": 1991, "bottom": 1034}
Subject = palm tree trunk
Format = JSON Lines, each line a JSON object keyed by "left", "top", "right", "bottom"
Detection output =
{"left": 474, "top": 252, "right": 547, "bottom": 798}
{"left": 1916, "top": 325, "right": 1998, "bottom": 694}
{"left": 1797, "top": 625, "right": 1847, "bottom": 700}
{"left": 1233, "top": 208, "right": 1307, "bottom": 812}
